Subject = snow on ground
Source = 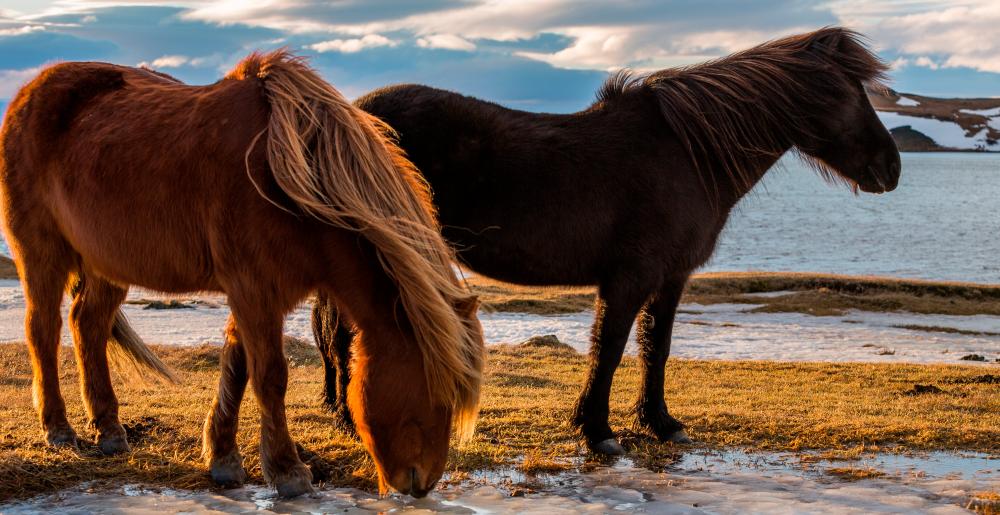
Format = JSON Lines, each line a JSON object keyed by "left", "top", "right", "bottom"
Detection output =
{"left": 482, "top": 301, "right": 1000, "bottom": 364}
{"left": 877, "top": 112, "right": 992, "bottom": 150}
{"left": 4, "top": 450, "right": 997, "bottom": 513}
{"left": 895, "top": 96, "right": 920, "bottom": 107}
{"left": 960, "top": 107, "right": 1000, "bottom": 117}
{"left": 1, "top": 280, "right": 998, "bottom": 365}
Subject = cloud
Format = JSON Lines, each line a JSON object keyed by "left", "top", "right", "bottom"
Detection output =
{"left": 831, "top": 0, "right": 1000, "bottom": 74}
{"left": 0, "top": 65, "right": 45, "bottom": 99}
{"left": 177, "top": 0, "right": 834, "bottom": 71}
{"left": 416, "top": 33, "right": 475, "bottom": 51}
{"left": 0, "top": 25, "right": 45, "bottom": 36}
{"left": 150, "top": 54, "right": 188, "bottom": 67}
{"left": 308, "top": 33, "right": 395, "bottom": 53}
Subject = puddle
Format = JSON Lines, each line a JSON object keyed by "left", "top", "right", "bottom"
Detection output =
{"left": 3, "top": 450, "right": 996, "bottom": 514}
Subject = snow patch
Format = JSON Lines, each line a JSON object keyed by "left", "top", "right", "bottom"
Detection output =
{"left": 960, "top": 106, "right": 1000, "bottom": 117}
{"left": 1, "top": 280, "right": 997, "bottom": 365}
{"left": 895, "top": 96, "right": 920, "bottom": 107}
{"left": 878, "top": 112, "right": 995, "bottom": 149}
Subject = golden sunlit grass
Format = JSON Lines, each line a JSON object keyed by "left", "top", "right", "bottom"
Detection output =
{"left": 969, "top": 492, "right": 1000, "bottom": 514}
{"left": 1, "top": 338, "right": 997, "bottom": 502}
{"left": 825, "top": 466, "right": 887, "bottom": 481}
{"left": 465, "top": 271, "right": 1000, "bottom": 317}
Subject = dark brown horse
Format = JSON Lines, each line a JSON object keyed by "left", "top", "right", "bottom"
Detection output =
{"left": 312, "top": 28, "right": 901, "bottom": 454}
{"left": 0, "top": 50, "right": 484, "bottom": 497}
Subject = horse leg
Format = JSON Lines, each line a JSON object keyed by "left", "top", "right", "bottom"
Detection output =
{"left": 18, "top": 254, "right": 75, "bottom": 447}
{"left": 229, "top": 299, "right": 312, "bottom": 497}
{"left": 202, "top": 315, "right": 249, "bottom": 487}
{"left": 69, "top": 274, "right": 130, "bottom": 454}
{"left": 571, "top": 278, "right": 651, "bottom": 455}
{"left": 634, "top": 278, "right": 690, "bottom": 443}
{"left": 311, "top": 293, "right": 356, "bottom": 433}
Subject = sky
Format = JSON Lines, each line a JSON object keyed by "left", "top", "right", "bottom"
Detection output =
{"left": 1, "top": 0, "right": 999, "bottom": 115}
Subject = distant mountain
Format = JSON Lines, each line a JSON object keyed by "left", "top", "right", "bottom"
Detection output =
{"left": 869, "top": 88, "right": 1000, "bottom": 152}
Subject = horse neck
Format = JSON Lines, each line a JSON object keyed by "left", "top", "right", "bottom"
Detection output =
{"left": 708, "top": 145, "right": 790, "bottom": 213}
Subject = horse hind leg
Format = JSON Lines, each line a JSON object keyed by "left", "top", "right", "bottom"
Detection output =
{"left": 16, "top": 250, "right": 76, "bottom": 447}
{"left": 311, "top": 292, "right": 356, "bottom": 434}
{"left": 69, "top": 272, "right": 130, "bottom": 455}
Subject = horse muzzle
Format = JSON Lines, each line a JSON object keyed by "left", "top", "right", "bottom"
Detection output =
{"left": 389, "top": 467, "right": 437, "bottom": 498}
{"left": 859, "top": 155, "right": 900, "bottom": 194}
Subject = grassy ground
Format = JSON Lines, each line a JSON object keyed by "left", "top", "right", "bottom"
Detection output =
{"left": 1, "top": 339, "right": 997, "bottom": 502}
{"left": 465, "top": 271, "right": 1000, "bottom": 317}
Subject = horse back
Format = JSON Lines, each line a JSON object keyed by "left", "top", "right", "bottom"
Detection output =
{"left": 356, "top": 85, "right": 718, "bottom": 285}
{"left": 0, "top": 62, "right": 316, "bottom": 292}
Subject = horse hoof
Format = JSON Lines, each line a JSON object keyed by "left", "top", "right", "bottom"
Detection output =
{"left": 273, "top": 464, "right": 314, "bottom": 498}
{"left": 592, "top": 438, "right": 626, "bottom": 456}
{"left": 98, "top": 433, "right": 131, "bottom": 455}
{"left": 46, "top": 427, "right": 79, "bottom": 449}
{"left": 667, "top": 429, "right": 692, "bottom": 444}
{"left": 210, "top": 452, "right": 247, "bottom": 488}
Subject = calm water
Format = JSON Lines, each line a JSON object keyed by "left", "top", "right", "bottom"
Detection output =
{"left": 705, "top": 152, "right": 1000, "bottom": 283}
{"left": 0, "top": 153, "right": 997, "bottom": 283}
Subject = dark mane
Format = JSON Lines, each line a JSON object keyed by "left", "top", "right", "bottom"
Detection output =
{"left": 598, "top": 27, "right": 889, "bottom": 194}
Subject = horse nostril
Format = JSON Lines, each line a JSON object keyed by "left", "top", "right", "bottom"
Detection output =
{"left": 408, "top": 467, "right": 432, "bottom": 498}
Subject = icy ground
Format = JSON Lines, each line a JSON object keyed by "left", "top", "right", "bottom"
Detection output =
{"left": 1, "top": 280, "right": 997, "bottom": 365}
{"left": 3, "top": 450, "right": 997, "bottom": 514}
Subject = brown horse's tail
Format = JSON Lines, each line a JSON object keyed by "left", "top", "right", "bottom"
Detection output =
{"left": 232, "top": 50, "right": 483, "bottom": 440}
{"left": 69, "top": 277, "right": 178, "bottom": 384}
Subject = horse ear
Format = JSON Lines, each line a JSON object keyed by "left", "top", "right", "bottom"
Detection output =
{"left": 454, "top": 295, "right": 480, "bottom": 317}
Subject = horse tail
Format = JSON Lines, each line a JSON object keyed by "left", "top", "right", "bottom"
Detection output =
{"left": 68, "top": 277, "right": 178, "bottom": 384}
{"left": 232, "top": 50, "right": 483, "bottom": 440}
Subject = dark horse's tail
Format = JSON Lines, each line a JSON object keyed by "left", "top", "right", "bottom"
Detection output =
{"left": 69, "top": 276, "right": 178, "bottom": 383}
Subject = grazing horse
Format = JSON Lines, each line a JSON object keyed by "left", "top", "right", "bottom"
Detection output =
{"left": 312, "top": 27, "right": 901, "bottom": 454}
{"left": 0, "top": 50, "right": 484, "bottom": 497}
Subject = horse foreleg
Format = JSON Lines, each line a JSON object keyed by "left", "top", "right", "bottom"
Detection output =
{"left": 19, "top": 256, "right": 75, "bottom": 447}
{"left": 311, "top": 293, "right": 356, "bottom": 433}
{"left": 571, "top": 277, "right": 650, "bottom": 455}
{"left": 634, "top": 278, "right": 690, "bottom": 443}
{"left": 203, "top": 315, "right": 249, "bottom": 487}
{"left": 229, "top": 300, "right": 313, "bottom": 498}
{"left": 69, "top": 274, "right": 130, "bottom": 454}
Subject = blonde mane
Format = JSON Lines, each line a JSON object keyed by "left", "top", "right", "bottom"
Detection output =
{"left": 228, "top": 50, "right": 483, "bottom": 439}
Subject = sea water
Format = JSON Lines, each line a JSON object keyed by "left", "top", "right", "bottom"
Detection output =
{"left": 1, "top": 152, "right": 997, "bottom": 283}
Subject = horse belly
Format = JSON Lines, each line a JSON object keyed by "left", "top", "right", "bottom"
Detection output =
{"left": 51, "top": 188, "right": 217, "bottom": 292}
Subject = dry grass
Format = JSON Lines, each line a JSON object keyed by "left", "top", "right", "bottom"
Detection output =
{"left": 1, "top": 339, "right": 997, "bottom": 502}
{"left": 969, "top": 492, "right": 1000, "bottom": 514}
{"left": 465, "top": 271, "right": 1000, "bottom": 316}
{"left": 825, "top": 466, "right": 887, "bottom": 481}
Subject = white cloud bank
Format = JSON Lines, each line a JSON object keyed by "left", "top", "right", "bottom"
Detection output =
{"left": 17, "top": 0, "right": 1000, "bottom": 76}
{"left": 308, "top": 33, "right": 395, "bottom": 53}
{"left": 0, "top": 65, "right": 44, "bottom": 99}
{"left": 416, "top": 34, "right": 475, "bottom": 52}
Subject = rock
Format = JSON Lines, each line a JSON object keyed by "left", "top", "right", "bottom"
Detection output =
{"left": 904, "top": 384, "right": 946, "bottom": 396}
{"left": 143, "top": 300, "right": 193, "bottom": 310}
{"left": 960, "top": 354, "right": 986, "bottom": 362}
{"left": 519, "top": 334, "right": 573, "bottom": 352}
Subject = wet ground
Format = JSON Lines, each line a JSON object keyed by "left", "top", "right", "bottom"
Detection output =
{"left": 4, "top": 450, "right": 996, "bottom": 513}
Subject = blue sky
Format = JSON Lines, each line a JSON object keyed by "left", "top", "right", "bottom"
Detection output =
{"left": 1, "top": 1, "right": 999, "bottom": 115}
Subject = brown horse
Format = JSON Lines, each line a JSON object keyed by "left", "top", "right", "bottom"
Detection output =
{"left": 0, "top": 50, "right": 484, "bottom": 498}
